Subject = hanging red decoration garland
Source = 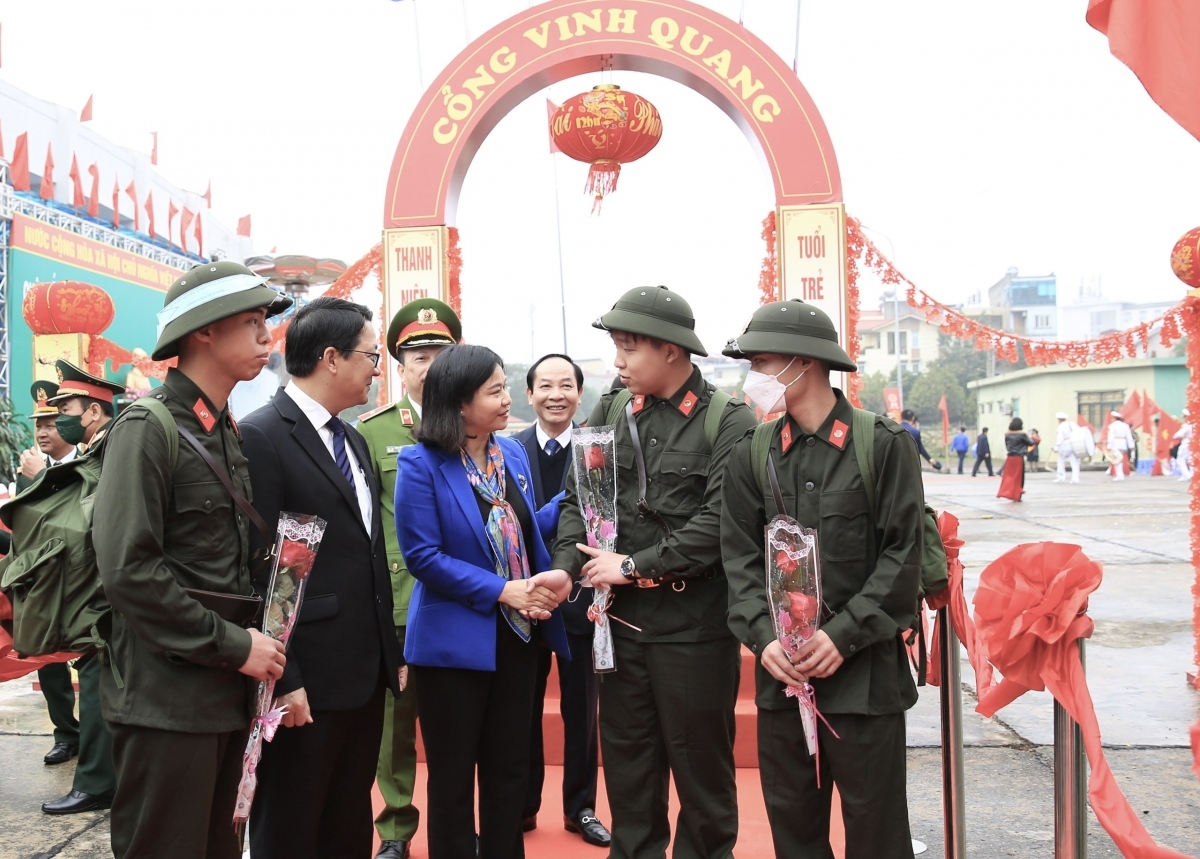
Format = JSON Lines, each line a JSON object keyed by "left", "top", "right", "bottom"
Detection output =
{"left": 551, "top": 85, "right": 662, "bottom": 212}
{"left": 446, "top": 227, "right": 462, "bottom": 317}
{"left": 757, "top": 212, "right": 777, "bottom": 305}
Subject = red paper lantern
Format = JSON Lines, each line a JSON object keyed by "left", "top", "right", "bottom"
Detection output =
{"left": 551, "top": 85, "right": 662, "bottom": 211}
{"left": 1170, "top": 227, "right": 1200, "bottom": 289}
{"left": 21, "top": 280, "right": 115, "bottom": 335}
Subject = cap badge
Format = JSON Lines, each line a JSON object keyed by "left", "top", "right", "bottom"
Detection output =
{"left": 830, "top": 419, "right": 849, "bottom": 450}
{"left": 56, "top": 367, "right": 65, "bottom": 383}
{"left": 35, "top": 387, "right": 47, "bottom": 402}
{"left": 417, "top": 308, "right": 438, "bottom": 325}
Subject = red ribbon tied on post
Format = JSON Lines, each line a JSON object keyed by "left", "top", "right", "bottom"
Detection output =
{"left": 973, "top": 542, "right": 1194, "bottom": 859}
{"left": 925, "top": 512, "right": 994, "bottom": 694}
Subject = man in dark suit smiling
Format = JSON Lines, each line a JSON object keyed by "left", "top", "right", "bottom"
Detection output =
{"left": 515, "top": 354, "right": 610, "bottom": 848}
{"left": 241, "top": 297, "right": 404, "bottom": 858}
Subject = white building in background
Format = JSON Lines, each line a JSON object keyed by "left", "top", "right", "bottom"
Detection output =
{"left": 1058, "top": 279, "right": 1178, "bottom": 356}
{"left": 963, "top": 267, "right": 1058, "bottom": 338}
{"left": 856, "top": 303, "right": 945, "bottom": 379}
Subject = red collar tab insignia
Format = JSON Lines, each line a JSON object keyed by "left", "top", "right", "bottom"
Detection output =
{"left": 400, "top": 408, "right": 414, "bottom": 426}
{"left": 632, "top": 395, "right": 646, "bottom": 415}
{"left": 781, "top": 421, "right": 795, "bottom": 453}
{"left": 830, "top": 420, "right": 849, "bottom": 450}
{"left": 679, "top": 391, "right": 699, "bottom": 417}
{"left": 193, "top": 398, "right": 216, "bottom": 433}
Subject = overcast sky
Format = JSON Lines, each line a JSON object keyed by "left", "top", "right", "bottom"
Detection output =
{"left": 1, "top": 0, "right": 1197, "bottom": 366}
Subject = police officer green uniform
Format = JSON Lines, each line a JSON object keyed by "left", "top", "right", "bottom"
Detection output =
{"left": 552, "top": 286, "right": 756, "bottom": 859}
{"left": 719, "top": 300, "right": 924, "bottom": 859}
{"left": 357, "top": 297, "right": 460, "bottom": 857}
{"left": 92, "top": 261, "right": 291, "bottom": 858}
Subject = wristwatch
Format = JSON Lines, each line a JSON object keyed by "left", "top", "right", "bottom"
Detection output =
{"left": 619, "top": 556, "right": 637, "bottom": 581}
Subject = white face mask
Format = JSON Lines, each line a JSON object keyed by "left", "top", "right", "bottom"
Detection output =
{"left": 743, "top": 358, "right": 803, "bottom": 414}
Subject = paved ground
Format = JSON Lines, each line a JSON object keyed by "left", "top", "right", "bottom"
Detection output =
{"left": 1, "top": 468, "right": 1198, "bottom": 858}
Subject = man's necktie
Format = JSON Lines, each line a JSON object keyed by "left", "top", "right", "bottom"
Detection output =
{"left": 544, "top": 439, "right": 561, "bottom": 456}
{"left": 325, "top": 417, "right": 357, "bottom": 490}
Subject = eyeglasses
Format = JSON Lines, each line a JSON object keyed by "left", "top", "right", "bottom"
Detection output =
{"left": 349, "top": 350, "right": 383, "bottom": 368}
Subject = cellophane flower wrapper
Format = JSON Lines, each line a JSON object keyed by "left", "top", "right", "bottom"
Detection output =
{"left": 572, "top": 426, "right": 618, "bottom": 673}
{"left": 766, "top": 514, "right": 824, "bottom": 758}
{"left": 233, "top": 512, "right": 327, "bottom": 827}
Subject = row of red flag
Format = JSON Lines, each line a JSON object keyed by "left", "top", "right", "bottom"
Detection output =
{"left": 2, "top": 123, "right": 253, "bottom": 247}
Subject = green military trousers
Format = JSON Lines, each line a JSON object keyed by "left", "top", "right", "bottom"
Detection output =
{"left": 758, "top": 709, "right": 913, "bottom": 859}
{"left": 38, "top": 662, "right": 79, "bottom": 747}
{"left": 73, "top": 656, "right": 115, "bottom": 795}
{"left": 601, "top": 634, "right": 740, "bottom": 859}
{"left": 375, "top": 625, "right": 420, "bottom": 842}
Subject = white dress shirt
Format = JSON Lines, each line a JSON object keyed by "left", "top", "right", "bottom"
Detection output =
{"left": 285, "top": 381, "right": 373, "bottom": 532}
{"left": 534, "top": 422, "right": 573, "bottom": 453}
{"left": 409, "top": 399, "right": 422, "bottom": 421}
{"left": 49, "top": 447, "right": 78, "bottom": 467}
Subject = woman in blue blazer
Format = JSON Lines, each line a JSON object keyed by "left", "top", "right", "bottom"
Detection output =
{"left": 395, "top": 344, "right": 571, "bottom": 859}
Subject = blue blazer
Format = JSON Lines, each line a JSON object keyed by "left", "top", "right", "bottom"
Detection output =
{"left": 395, "top": 434, "right": 570, "bottom": 671}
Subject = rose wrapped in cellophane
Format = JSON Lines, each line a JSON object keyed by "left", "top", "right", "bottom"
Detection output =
{"left": 571, "top": 426, "right": 620, "bottom": 673}
{"left": 766, "top": 514, "right": 836, "bottom": 780}
{"left": 233, "top": 512, "right": 327, "bottom": 832}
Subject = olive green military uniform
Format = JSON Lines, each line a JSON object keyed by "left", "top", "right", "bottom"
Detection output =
{"left": 359, "top": 394, "right": 422, "bottom": 843}
{"left": 93, "top": 261, "right": 290, "bottom": 859}
{"left": 552, "top": 287, "right": 756, "bottom": 859}
{"left": 719, "top": 301, "right": 924, "bottom": 859}
{"left": 360, "top": 296, "right": 460, "bottom": 849}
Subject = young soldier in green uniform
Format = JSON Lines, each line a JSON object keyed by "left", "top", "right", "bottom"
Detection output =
{"left": 357, "top": 297, "right": 461, "bottom": 859}
{"left": 93, "top": 261, "right": 291, "bottom": 859}
{"left": 553, "top": 286, "right": 756, "bottom": 859}
{"left": 27, "top": 365, "right": 124, "bottom": 814}
{"left": 720, "top": 300, "right": 924, "bottom": 859}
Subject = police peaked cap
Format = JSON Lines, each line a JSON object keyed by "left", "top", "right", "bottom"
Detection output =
{"left": 387, "top": 297, "right": 462, "bottom": 360}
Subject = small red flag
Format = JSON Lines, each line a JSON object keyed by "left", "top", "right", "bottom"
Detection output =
{"left": 237, "top": 215, "right": 252, "bottom": 238}
{"left": 86, "top": 163, "right": 100, "bottom": 218}
{"left": 193, "top": 209, "right": 204, "bottom": 256}
{"left": 938, "top": 394, "right": 950, "bottom": 446}
{"left": 80, "top": 94, "right": 93, "bottom": 122}
{"left": 144, "top": 190, "right": 155, "bottom": 239}
{"left": 180, "top": 207, "right": 194, "bottom": 254}
{"left": 11, "top": 132, "right": 30, "bottom": 192}
{"left": 150, "top": 132, "right": 158, "bottom": 166}
{"left": 202, "top": 181, "right": 211, "bottom": 208}
{"left": 40, "top": 143, "right": 55, "bottom": 201}
{"left": 547, "top": 99, "right": 560, "bottom": 154}
{"left": 68, "top": 154, "right": 85, "bottom": 208}
{"left": 124, "top": 180, "right": 139, "bottom": 232}
{"left": 111, "top": 177, "right": 120, "bottom": 229}
{"left": 168, "top": 200, "right": 179, "bottom": 245}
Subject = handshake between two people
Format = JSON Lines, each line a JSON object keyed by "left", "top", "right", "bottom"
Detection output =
{"left": 499, "top": 570, "right": 573, "bottom": 621}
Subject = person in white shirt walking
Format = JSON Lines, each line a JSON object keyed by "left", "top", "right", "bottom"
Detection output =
{"left": 1054, "top": 412, "right": 1081, "bottom": 484}
{"left": 1106, "top": 411, "right": 1136, "bottom": 481}
{"left": 1173, "top": 408, "right": 1192, "bottom": 481}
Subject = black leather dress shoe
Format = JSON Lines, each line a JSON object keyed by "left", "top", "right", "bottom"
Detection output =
{"left": 42, "top": 789, "right": 114, "bottom": 814}
{"left": 43, "top": 742, "right": 78, "bottom": 765}
{"left": 521, "top": 814, "right": 538, "bottom": 832}
{"left": 564, "top": 808, "right": 611, "bottom": 847}
{"left": 376, "top": 840, "right": 410, "bottom": 859}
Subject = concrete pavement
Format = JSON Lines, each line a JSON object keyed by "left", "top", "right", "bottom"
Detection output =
{"left": 0, "top": 467, "right": 1197, "bottom": 857}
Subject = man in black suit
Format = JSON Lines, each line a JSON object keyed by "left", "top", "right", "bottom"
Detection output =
{"left": 241, "top": 297, "right": 404, "bottom": 858}
{"left": 515, "top": 354, "right": 610, "bottom": 848}
{"left": 972, "top": 427, "right": 994, "bottom": 476}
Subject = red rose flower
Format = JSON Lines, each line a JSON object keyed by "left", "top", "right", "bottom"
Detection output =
{"left": 279, "top": 540, "right": 316, "bottom": 579}
{"left": 775, "top": 550, "right": 799, "bottom": 574}
{"left": 585, "top": 445, "right": 606, "bottom": 471}
{"left": 787, "top": 592, "right": 818, "bottom": 628}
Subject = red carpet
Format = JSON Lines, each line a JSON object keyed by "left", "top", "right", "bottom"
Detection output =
{"left": 372, "top": 645, "right": 846, "bottom": 857}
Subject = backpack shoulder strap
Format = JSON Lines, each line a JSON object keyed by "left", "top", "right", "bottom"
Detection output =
{"left": 606, "top": 389, "right": 634, "bottom": 426}
{"left": 851, "top": 408, "right": 877, "bottom": 512}
{"left": 750, "top": 418, "right": 780, "bottom": 494}
{"left": 703, "top": 391, "right": 732, "bottom": 449}
{"left": 131, "top": 396, "right": 179, "bottom": 472}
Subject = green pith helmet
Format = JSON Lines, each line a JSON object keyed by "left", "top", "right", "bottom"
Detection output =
{"left": 46, "top": 360, "right": 126, "bottom": 406}
{"left": 592, "top": 285, "right": 707, "bottom": 357}
{"left": 386, "top": 297, "right": 462, "bottom": 360}
{"left": 152, "top": 260, "right": 293, "bottom": 361}
{"left": 29, "top": 381, "right": 59, "bottom": 418}
{"left": 723, "top": 300, "right": 857, "bottom": 372}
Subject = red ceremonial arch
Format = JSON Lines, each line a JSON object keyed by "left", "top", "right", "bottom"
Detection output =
{"left": 383, "top": 0, "right": 842, "bottom": 230}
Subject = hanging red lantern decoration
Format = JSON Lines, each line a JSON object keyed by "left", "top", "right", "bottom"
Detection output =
{"left": 550, "top": 84, "right": 663, "bottom": 212}
{"left": 1171, "top": 227, "right": 1200, "bottom": 289}
{"left": 21, "top": 280, "right": 115, "bottom": 335}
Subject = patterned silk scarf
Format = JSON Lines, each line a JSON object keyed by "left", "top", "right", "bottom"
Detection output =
{"left": 462, "top": 438, "right": 532, "bottom": 641}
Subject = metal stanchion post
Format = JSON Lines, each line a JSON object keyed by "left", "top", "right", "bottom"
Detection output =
{"left": 1054, "top": 640, "right": 1088, "bottom": 859}
{"left": 938, "top": 606, "right": 967, "bottom": 859}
